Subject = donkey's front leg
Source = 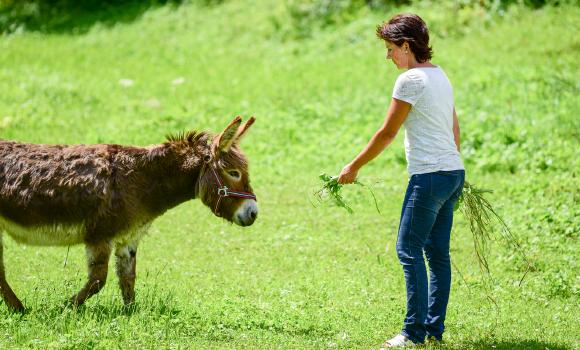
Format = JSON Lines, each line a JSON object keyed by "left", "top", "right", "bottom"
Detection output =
{"left": 0, "top": 234, "right": 25, "bottom": 312}
{"left": 69, "top": 241, "right": 112, "bottom": 307}
{"left": 115, "top": 241, "right": 139, "bottom": 306}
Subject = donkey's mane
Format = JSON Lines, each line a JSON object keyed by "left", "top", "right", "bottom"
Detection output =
{"left": 165, "top": 130, "right": 210, "bottom": 144}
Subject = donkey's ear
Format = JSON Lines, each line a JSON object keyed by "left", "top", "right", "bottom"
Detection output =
{"left": 235, "top": 116, "right": 255, "bottom": 142}
{"left": 217, "top": 116, "right": 243, "bottom": 152}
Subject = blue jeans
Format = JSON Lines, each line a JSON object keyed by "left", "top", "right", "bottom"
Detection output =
{"left": 396, "top": 170, "right": 465, "bottom": 343}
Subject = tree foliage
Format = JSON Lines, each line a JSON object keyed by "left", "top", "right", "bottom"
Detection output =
{"left": 0, "top": 0, "right": 224, "bottom": 34}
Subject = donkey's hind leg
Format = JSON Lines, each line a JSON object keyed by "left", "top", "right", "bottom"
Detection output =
{"left": 115, "top": 240, "right": 139, "bottom": 306}
{"left": 69, "top": 240, "right": 112, "bottom": 307}
{"left": 0, "top": 233, "right": 25, "bottom": 312}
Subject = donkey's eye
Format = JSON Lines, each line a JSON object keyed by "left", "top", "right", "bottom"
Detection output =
{"left": 227, "top": 170, "right": 241, "bottom": 179}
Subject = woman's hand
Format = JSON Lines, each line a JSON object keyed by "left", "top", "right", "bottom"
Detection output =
{"left": 338, "top": 163, "right": 359, "bottom": 184}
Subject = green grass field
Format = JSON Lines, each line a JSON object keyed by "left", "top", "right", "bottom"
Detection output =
{"left": 0, "top": 0, "right": 578, "bottom": 349}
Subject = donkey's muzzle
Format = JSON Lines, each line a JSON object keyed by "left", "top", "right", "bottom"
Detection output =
{"left": 234, "top": 199, "right": 258, "bottom": 227}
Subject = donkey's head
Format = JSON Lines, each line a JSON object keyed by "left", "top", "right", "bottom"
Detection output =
{"left": 196, "top": 116, "right": 258, "bottom": 226}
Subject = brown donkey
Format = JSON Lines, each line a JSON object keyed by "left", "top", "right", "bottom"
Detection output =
{"left": 0, "top": 116, "right": 258, "bottom": 312}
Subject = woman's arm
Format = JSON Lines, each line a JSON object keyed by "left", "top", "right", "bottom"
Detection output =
{"left": 338, "top": 98, "right": 412, "bottom": 184}
{"left": 453, "top": 107, "right": 461, "bottom": 152}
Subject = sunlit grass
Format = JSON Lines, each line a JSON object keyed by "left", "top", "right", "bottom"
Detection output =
{"left": 0, "top": 1, "right": 578, "bottom": 349}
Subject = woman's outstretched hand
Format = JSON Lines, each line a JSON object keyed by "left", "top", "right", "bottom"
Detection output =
{"left": 338, "top": 163, "right": 359, "bottom": 184}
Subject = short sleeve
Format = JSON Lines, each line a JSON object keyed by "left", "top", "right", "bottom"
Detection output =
{"left": 392, "top": 71, "right": 426, "bottom": 105}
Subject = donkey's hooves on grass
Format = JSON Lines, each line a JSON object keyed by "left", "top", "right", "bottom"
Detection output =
{"left": 0, "top": 297, "right": 25, "bottom": 313}
{"left": 122, "top": 297, "right": 136, "bottom": 307}
{"left": 10, "top": 306, "right": 26, "bottom": 314}
{"left": 122, "top": 302, "right": 138, "bottom": 314}
{"left": 63, "top": 298, "right": 84, "bottom": 311}
{"left": 4, "top": 301, "right": 26, "bottom": 313}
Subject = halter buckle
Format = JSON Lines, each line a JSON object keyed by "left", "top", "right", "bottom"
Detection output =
{"left": 217, "top": 186, "right": 229, "bottom": 197}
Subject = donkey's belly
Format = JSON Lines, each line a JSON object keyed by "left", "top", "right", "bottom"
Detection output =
{"left": 0, "top": 215, "right": 85, "bottom": 246}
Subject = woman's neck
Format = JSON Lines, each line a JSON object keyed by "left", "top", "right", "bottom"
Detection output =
{"left": 408, "top": 60, "right": 437, "bottom": 69}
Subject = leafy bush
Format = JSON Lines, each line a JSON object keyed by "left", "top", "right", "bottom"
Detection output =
{"left": 0, "top": 0, "right": 225, "bottom": 34}
{"left": 274, "top": 0, "right": 572, "bottom": 39}
{"left": 273, "top": 0, "right": 409, "bottom": 39}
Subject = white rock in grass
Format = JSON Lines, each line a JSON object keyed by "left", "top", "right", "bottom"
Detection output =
{"left": 172, "top": 77, "right": 186, "bottom": 86}
{"left": 119, "top": 79, "right": 134, "bottom": 87}
{"left": 0, "top": 116, "right": 12, "bottom": 128}
{"left": 144, "top": 98, "right": 161, "bottom": 109}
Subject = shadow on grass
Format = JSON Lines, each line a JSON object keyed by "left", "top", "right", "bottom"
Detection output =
{"left": 0, "top": 0, "right": 223, "bottom": 35}
{"left": 0, "top": 288, "right": 182, "bottom": 323}
{"left": 67, "top": 291, "right": 181, "bottom": 321}
{"left": 63, "top": 301, "right": 180, "bottom": 320}
{"left": 437, "top": 340, "right": 572, "bottom": 350}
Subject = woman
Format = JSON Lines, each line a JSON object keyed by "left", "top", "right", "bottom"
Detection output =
{"left": 338, "top": 14, "right": 465, "bottom": 348}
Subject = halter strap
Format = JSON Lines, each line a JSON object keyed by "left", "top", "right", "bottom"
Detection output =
{"left": 208, "top": 163, "right": 257, "bottom": 216}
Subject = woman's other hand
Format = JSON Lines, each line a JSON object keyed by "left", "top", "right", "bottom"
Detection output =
{"left": 338, "top": 164, "right": 359, "bottom": 184}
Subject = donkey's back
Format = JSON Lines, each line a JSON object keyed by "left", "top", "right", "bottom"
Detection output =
{"left": 0, "top": 140, "right": 118, "bottom": 246}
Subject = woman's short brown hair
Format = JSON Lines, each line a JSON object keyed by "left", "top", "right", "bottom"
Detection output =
{"left": 376, "top": 13, "right": 433, "bottom": 63}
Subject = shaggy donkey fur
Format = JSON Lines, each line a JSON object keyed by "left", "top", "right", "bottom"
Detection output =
{"left": 0, "top": 116, "right": 257, "bottom": 311}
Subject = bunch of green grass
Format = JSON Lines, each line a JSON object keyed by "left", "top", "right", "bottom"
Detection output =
{"left": 458, "top": 181, "right": 531, "bottom": 284}
{"left": 312, "top": 173, "right": 380, "bottom": 214}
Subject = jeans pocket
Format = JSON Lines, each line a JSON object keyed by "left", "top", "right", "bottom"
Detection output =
{"left": 452, "top": 173, "right": 466, "bottom": 202}
{"left": 411, "top": 173, "right": 431, "bottom": 200}
{"left": 430, "top": 171, "right": 460, "bottom": 200}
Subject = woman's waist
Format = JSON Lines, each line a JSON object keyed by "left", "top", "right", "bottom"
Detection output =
{"left": 405, "top": 147, "right": 462, "bottom": 160}
{"left": 406, "top": 151, "right": 464, "bottom": 172}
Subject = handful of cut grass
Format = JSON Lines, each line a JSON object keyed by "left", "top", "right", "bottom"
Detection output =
{"left": 458, "top": 181, "right": 530, "bottom": 283}
{"left": 312, "top": 173, "right": 380, "bottom": 214}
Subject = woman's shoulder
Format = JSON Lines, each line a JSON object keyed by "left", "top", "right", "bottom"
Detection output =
{"left": 409, "top": 65, "right": 444, "bottom": 76}
{"left": 399, "top": 68, "right": 432, "bottom": 82}
{"left": 400, "top": 66, "right": 450, "bottom": 85}
{"left": 393, "top": 69, "right": 428, "bottom": 103}
{"left": 395, "top": 69, "right": 428, "bottom": 89}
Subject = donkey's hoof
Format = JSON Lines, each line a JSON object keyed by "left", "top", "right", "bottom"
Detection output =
{"left": 121, "top": 302, "right": 137, "bottom": 314}
{"left": 6, "top": 301, "right": 26, "bottom": 313}
{"left": 63, "top": 296, "right": 83, "bottom": 310}
{"left": 123, "top": 300, "right": 136, "bottom": 308}
{"left": 122, "top": 296, "right": 136, "bottom": 307}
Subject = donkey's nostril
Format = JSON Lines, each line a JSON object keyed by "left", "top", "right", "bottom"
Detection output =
{"left": 235, "top": 202, "right": 257, "bottom": 226}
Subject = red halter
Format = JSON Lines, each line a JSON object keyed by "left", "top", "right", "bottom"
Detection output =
{"left": 208, "top": 163, "right": 257, "bottom": 216}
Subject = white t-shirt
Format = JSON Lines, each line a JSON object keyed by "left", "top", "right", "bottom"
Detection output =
{"left": 392, "top": 66, "right": 464, "bottom": 175}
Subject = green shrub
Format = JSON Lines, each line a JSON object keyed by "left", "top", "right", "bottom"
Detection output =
{"left": 0, "top": 0, "right": 225, "bottom": 34}
{"left": 274, "top": 0, "right": 573, "bottom": 39}
{"left": 276, "top": 0, "right": 409, "bottom": 39}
